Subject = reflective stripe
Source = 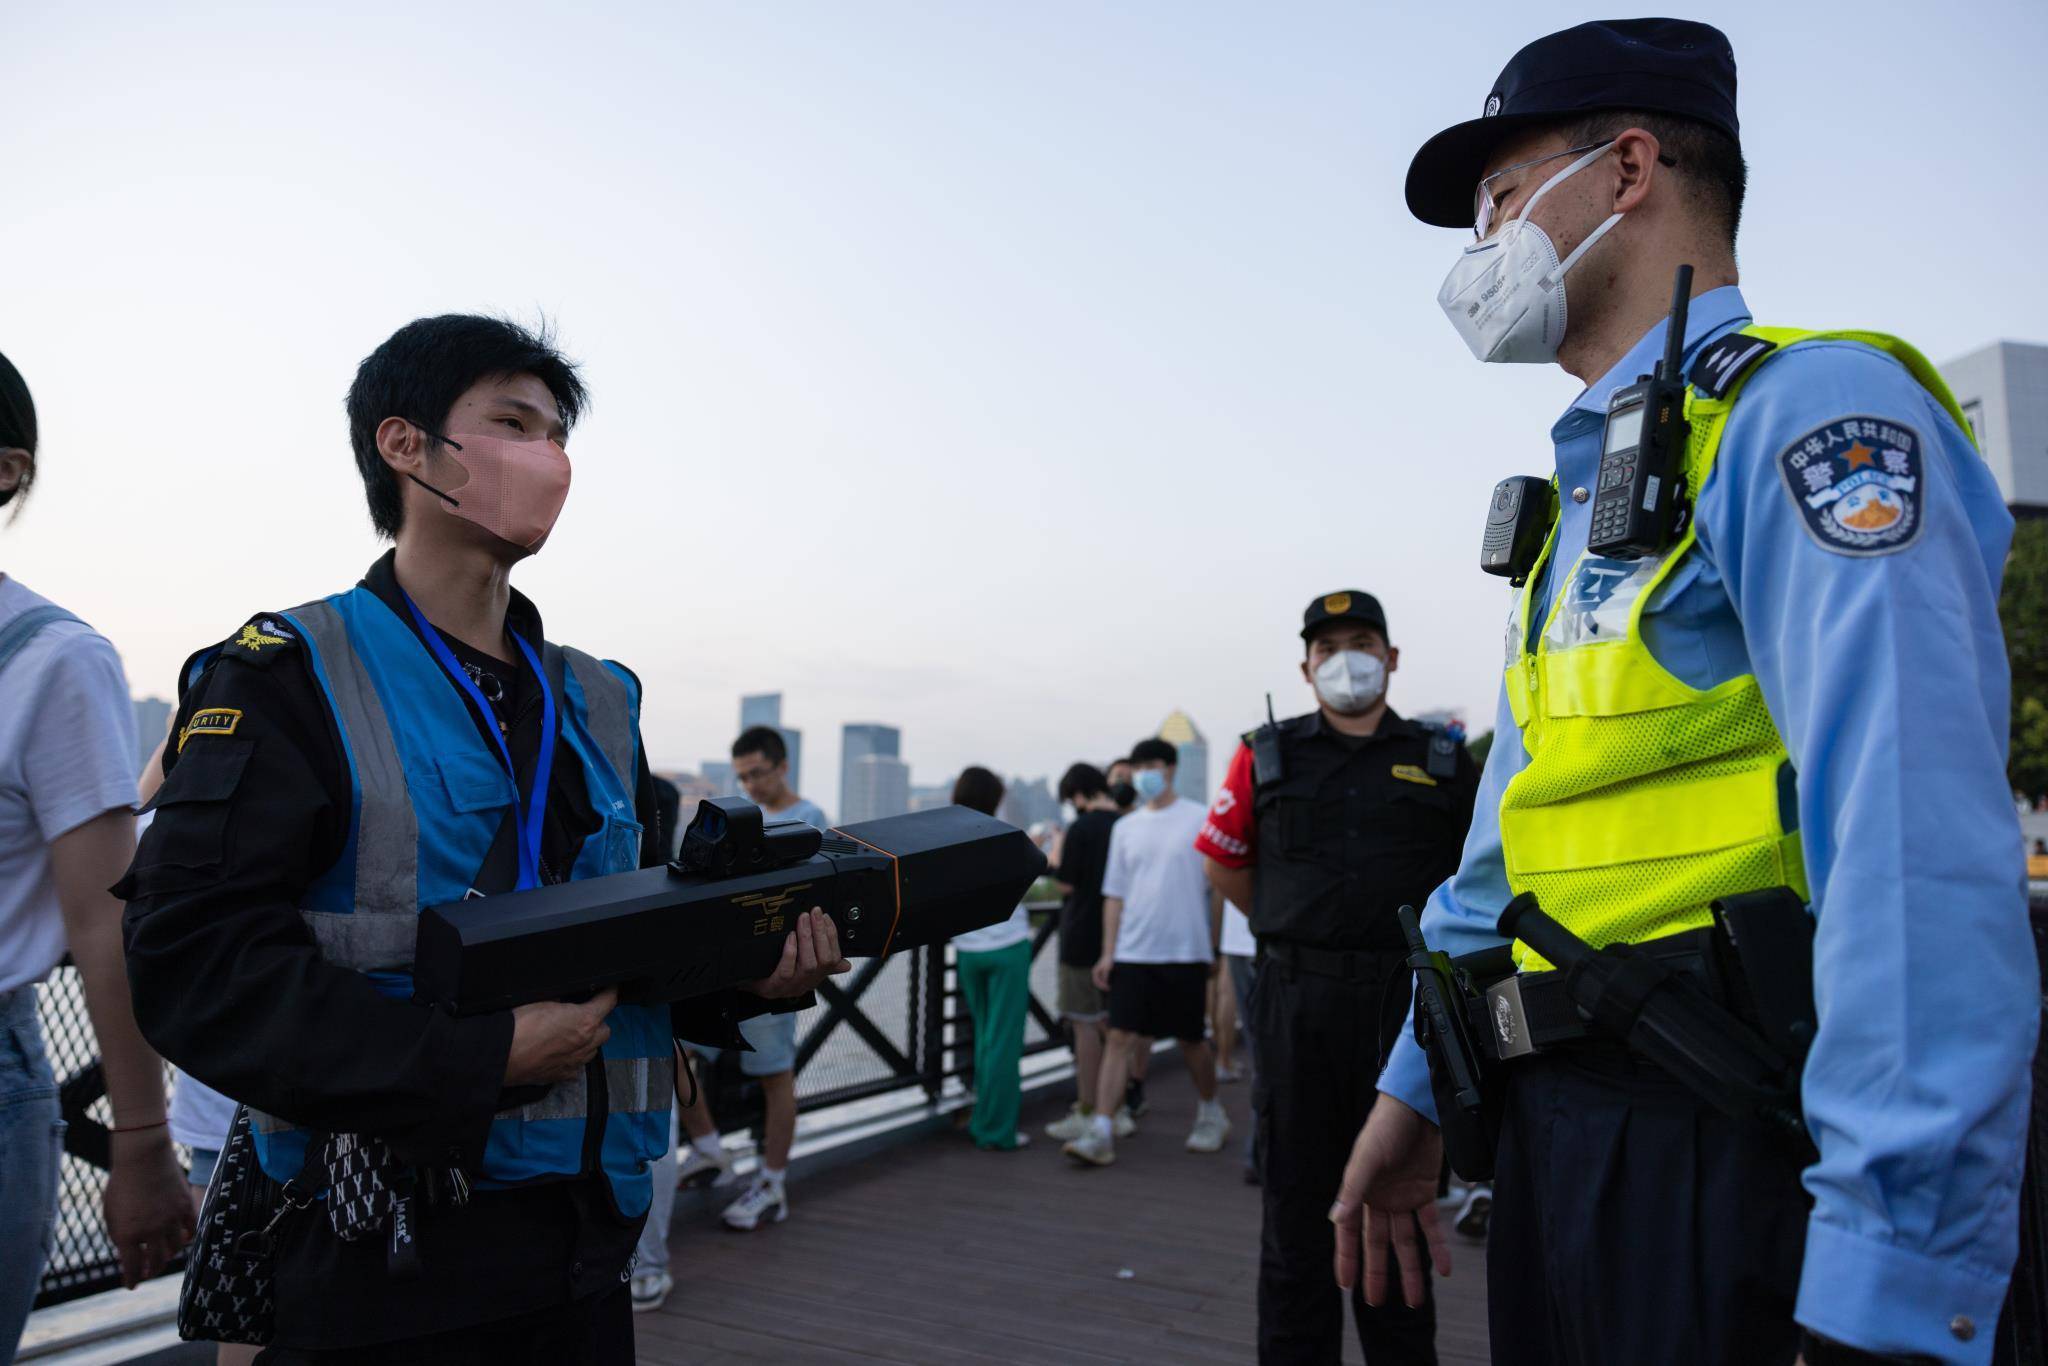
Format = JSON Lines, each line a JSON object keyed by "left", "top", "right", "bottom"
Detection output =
{"left": 291, "top": 600, "right": 419, "bottom": 956}
{"left": 512, "top": 1057, "right": 671, "bottom": 1122}
{"left": 562, "top": 648, "right": 635, "bottom": 789}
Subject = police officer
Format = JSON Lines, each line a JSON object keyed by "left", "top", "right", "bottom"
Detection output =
{"left": 1198, "top": 590, "right": 1477, "bottom": 1365}
{"left": 120, "top": 315, "right": 845, "bottom": 1363}
{"left": 1331, "top": 20, "right": 2032, "bottom": 1366}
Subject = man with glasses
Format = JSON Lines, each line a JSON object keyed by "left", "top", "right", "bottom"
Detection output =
{"left": 1331, "top": 20, "right": 2030, "bottom": 1366}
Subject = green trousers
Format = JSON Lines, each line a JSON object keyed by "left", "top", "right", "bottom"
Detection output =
{"left": 957, "top": 938, "right": 1032, "bottom": 1150}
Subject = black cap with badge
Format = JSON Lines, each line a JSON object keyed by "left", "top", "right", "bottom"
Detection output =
{"left": 1404, "top": 18, "right": 1739, "bottom": 229}
{"left": 1301, "top": 590, "right": 1388, "bottom": 642}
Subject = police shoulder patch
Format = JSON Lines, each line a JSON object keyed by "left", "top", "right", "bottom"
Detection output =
{"left": 1775, "top": 415, "right": 1925, "bottom": 557}
{"left": 221, "top": 614, "right": 299, "bottom": 666}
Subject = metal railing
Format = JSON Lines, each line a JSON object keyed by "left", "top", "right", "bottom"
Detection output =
{"left": 33, "top": 900, "right": 1071, "bottom": 1309}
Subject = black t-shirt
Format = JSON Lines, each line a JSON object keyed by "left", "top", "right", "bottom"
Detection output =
{"left": 1054, "top": 808, "right": 1120, "bottom": 967}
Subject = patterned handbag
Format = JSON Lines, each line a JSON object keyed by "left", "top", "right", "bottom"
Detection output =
{"left": 176, "top": 1106, "right": 323, "bottom": 1345}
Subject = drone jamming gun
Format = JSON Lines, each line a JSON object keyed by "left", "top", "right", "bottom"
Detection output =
{"left": 412, "top": 797, "right": 1046, "bottom": 1015}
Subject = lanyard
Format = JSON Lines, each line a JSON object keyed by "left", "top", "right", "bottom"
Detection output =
{"left": 400, "top": 591, "right": 556, "bottom": 891}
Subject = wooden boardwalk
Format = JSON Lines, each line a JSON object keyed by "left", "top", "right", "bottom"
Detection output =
{"left": 636, "top": 1059, "right": 1491, "bottom": 1365}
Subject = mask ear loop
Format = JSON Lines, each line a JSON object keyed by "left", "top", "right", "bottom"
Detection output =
{"left": 1508, "top": 141, "right": 1624, "bottom": 293}
{"left": 403, "top": 423, "right": 467, "bottom": 508}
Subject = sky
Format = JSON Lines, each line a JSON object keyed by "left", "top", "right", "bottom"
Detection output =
{"left": 6, "top": 0, "right": 2045, "bottom": 818}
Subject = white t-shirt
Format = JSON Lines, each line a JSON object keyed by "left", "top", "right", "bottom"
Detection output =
{"left": 1222, "top": 900, "right": 1256, "bottom": 958}
{"left": 0, "top": 577, "right": 139, "bottom": 994}
{"left": 1101, "top": 797, "right": 1212, "bottom": 964}
{"left": 763, "top": 796, "right": 829, "bottom": 828}
{"left": 953, "top": 902, "right": 1031, "bottom": 955}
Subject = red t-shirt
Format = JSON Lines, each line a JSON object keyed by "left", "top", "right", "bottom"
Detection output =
{"left": 1194, "top": 741, "right": 1257, "bottom": 869}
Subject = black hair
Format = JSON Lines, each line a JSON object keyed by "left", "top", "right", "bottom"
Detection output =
{"left": 732, "top": 725, "right": 788, "bottom": 765}
{"left": 1558, "top": 110, "right": 1747, "bottom": 247}
{"left": 1130, "top": 738, "right": 1178, "bottom": 768}
{"left": 1058, "top": 762, "right": 1108, "bottom": 803}
{"left": 345, "top": 315, "right": 588, "bottom": 539}
{"left": 1106, "top": 756, "right": 1132, "bottom": 772}
{"left": 0, "top": 349, "right": 38, "bottom": 511}
{"left": 952, "top": 766, "right": 1006, "bottom": 817}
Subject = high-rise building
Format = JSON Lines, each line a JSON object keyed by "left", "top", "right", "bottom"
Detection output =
{"left": 840, "top": 724, "right": 902, "bottom": 824}
{"left": 842, "top": 754, "right": 910, "bottom": 824}
{"left": 737, "top": 692, "right": 802, "bottom": 794}
{"left": 739, "top": 693, "right": 781, "bottom": 728}
{"left": 131, "top": 697, "right": 173, "bottom": 775}
{"left": 1942, "top": 341, "right": 2048, "bottom": 514}
{"left": 700, "top": 760, "right": 735, "bottom": 796}
{"left": 1158, "top": 709, "right": 1209, "bottom": 805}
{"left": 908, "top": 781, "right": 957, "bottom": 813}
{"left": 999, "top": 776, "right": 1059, "bottom": 832}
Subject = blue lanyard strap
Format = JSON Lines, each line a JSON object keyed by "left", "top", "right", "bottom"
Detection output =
{"left": 400, "top": 591, "right": 557, "bottom": 891}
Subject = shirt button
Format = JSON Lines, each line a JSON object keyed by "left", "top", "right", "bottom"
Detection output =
{"left": 1571, "top": 486, "right": 1590, "bottom": 503}
{"left": 1950, "top": 1315, "right": 1976, "bottom": 1342}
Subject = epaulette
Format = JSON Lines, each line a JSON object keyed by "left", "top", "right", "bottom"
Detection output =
{"left": 1689, "top": 332, "right": 1779, "bottom": 400}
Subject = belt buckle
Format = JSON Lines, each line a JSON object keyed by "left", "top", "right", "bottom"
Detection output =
{"left": 1484, "top": 976, "right": 1535, "bottom": 1060}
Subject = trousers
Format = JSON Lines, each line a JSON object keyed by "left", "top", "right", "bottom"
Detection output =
{"left": 1486, "top": 1046, "right": 1806, "bottom": 1366}
{"left": 958, "top": 940, "right": 1032, "bottom": 1150}
{"left": 1253, "top": 953, "right": 1436, "bottom": 1365}
{"left": 254, "top": 1283, "right": 633, "bottom": 1365}
{"left": 0, "top": 988, "right": 62, "bottom": 1366}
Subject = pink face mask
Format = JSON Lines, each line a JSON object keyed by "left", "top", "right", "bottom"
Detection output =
{"left": 408, "top": 430, "right": 573, "bottom": 552}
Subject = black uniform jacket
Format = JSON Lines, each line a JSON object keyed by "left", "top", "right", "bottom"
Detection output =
{"left": 119, "top": 552, "right": 795, "bottom": 1346}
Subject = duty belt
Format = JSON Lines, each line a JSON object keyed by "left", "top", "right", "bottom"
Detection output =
{"left": 1471, "top": 925, "right": 1721, "bottom": 1063}
{"left": 1261, "top": 939, "right": 1406, "bottom": 984}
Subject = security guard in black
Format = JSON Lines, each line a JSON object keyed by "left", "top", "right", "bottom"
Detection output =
{"left": 1198, "top": 590, "right": 1477, "bottom": 1366}
{"left": 119, "top": 551, "right": 799, "bottom": 1356}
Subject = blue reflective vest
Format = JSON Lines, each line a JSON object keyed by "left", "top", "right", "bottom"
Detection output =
{"left": 244, "top": 586, "right": 673, "bottom": 1217}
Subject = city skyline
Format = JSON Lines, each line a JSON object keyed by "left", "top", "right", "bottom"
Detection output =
{"left": 15, "top": 3, "right": 2043, "bottom": 813}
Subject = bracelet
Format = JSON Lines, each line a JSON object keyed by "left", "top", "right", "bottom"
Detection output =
{"left": 108, "top": 1118, "right": 169, "bottom": 1135}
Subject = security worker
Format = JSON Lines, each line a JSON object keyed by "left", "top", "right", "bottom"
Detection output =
{"left": 1199, "top": 590, "right": 1477, "bottom": 1365}
{"left": 1332, "top": 20, "right": 2032, "bottom": 1366}
{"left": 120, "top": 315, "right": 845, "bottom": 1363}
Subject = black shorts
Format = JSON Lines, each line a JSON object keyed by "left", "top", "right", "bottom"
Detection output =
{"left": 1107, "top": 962, "right": 1210, "bottom": 1042}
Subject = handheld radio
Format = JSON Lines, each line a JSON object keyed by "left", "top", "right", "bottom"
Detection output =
{"left": 1587, "top": 263, "right": 1695, "bottom": 559}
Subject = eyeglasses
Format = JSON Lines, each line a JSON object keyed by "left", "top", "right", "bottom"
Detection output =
{"left": 1472, "top": 142, "right": 1676, "bottom": 241}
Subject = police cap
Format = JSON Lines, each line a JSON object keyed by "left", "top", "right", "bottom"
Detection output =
{"left": 1404, "top": 18, "right": 1739, "bottom": 229}
{"left": 1301, "top": 590, "right": 1387, "bottom": 642}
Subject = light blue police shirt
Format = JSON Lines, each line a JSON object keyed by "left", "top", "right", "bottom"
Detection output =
{"left": 1376, "top": 286, "right": 2032, "bottom": 1364}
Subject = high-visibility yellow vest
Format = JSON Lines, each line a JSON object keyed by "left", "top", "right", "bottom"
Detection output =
{"left": 1498, "top": 326, "right": 1975, "bottom": 970}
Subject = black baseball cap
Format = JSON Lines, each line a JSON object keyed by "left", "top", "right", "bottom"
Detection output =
{"left": 1301, "top": 590, "right": 1388, "bottom": 642}
{"left": 1405, "top": 18, "right": 1740, "bottom": 229}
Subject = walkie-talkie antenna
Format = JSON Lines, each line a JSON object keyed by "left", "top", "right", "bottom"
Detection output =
{"left": 1657, "top": 264, "right": 1694, "bottom": 381}
{"left": 1265, "top": 692, "right": 1277, "bottom": 727}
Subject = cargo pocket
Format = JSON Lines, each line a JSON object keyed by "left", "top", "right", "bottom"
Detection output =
{"left": 131, "top": 739, "right": 254, "bottom": 892}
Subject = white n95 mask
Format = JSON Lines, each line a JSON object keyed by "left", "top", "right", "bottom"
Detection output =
{"left": 1313, "top": 650, "right": 1387, "bottom": 715}
{"left": 1437, "top": 142, "right": 1623, "bottom": 364}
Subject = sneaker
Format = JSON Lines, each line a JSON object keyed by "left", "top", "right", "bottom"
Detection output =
{"left": 1125, "top": 1079, "right": 1148, "bottom": 1118}
{"left": 1044, "top": 1104, "right": 1095, "bottom": 1142}
{"left": 1112, "top": 1105, "right": 1137, "bottom": 1139}
{"left": 675, "top": 1144, "right": 735, "bottom": 1189}
{"left": 1454, "top": 1184, "right": 1492, "bottom": 1241}
{"left": 630, "top": 1269, "right": 673, "bottom": 1314}
{"left": 1185, "top": 1106, "right": 1232, "bottom": 1154}
{"left": 1062, "top": 1129, "right": 1116, "bottom": 1167}
{"left": 721, "top": 1177, "right": 790, "bottom": 1231}
{"left": 1216, "top": 1061, "right": 1245, "bottom": 1084}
